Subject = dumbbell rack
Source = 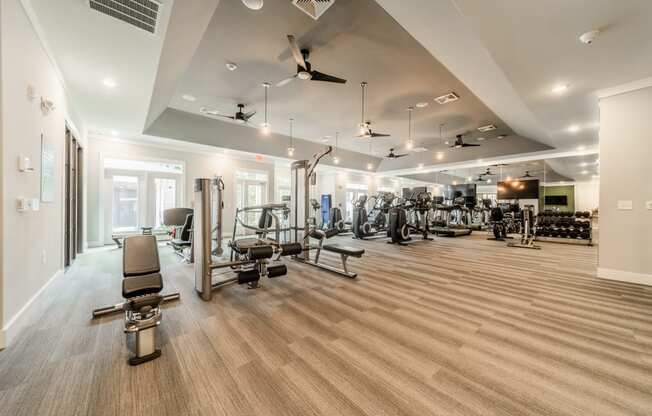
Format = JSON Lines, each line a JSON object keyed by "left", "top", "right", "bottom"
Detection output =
{"left": 534, "top": 211, "right": 593, "bottom": 246}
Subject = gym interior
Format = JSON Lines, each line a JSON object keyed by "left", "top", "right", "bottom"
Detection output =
{"left": 0, "top": 1, "right": 651, "bottom": 415}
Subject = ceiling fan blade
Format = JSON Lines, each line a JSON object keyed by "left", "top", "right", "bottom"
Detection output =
{"left": 201, "top": 108, "right": 235, "bottom": 119}
{"left": 287, "top": 35, "right": 307, "bottom": 70}
{"left": 395, "top": 154, "right": 408, "bottom": 158}
{"left": 370, "top": 132, "right": 391, "bottom": 137}
{"left": 243, "top": 111, "right": 257, "bottom": 120}
{"left": 310, "top": 71, "right": 347, "bottom": 84}
{"left": 461, "top": 143, "right": 481, "bottom": 147}
{"left": 276, "top": 75, "right": 297, "bottom": 87}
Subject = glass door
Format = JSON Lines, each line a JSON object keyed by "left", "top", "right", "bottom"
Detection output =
{"left": 112, "top": 175, "right": 140, "bottom": 232}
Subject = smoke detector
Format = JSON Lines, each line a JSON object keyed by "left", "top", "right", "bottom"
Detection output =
{"left": 292, "top": 0, "right": 336, "bottom": 20}
{"left": 434, "top": 92, "right": 459, "bottom": 105}
{"left": 579, "top": 30, "right": 600, "bottom": 45}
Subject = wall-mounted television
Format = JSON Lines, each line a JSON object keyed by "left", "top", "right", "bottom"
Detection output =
{"left": 497, "top": 179, "right": 539, "bottom": 200}
{"left": 545, "top": 195, "right": 568, "bottom": 206}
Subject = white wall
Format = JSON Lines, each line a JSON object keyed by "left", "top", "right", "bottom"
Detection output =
{"left": 574, "top": 180, "right": 599, "bottom": 213}
{"left": 86, "top": 137, "right": 277, "bottom": 244}
{"left": 1, "top": 0, "right": 86, "bottom": 347}
{"left": 598, "top": 86, "right": 652, "bottom": 285}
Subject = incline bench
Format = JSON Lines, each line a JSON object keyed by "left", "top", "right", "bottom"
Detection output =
{"left": 92, "top": 235, "right": 180, "bottom": 365}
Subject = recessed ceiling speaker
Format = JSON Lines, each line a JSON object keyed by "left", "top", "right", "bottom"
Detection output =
{"left": 241, "top": 0, "right": 263, "bottom": 10}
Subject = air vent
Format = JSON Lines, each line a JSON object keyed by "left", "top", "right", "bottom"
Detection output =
{"left": 411, "top": 147, "right": 428, "bottom": 153}
{"left": 292, "top": 0, "right": 336, "bottom": 20}
{"left": 89, "top": 0, "right": 160, "bottom": 34}
{"left": 477, "top": 124, "right": 497, "bottom": 132}
{"left": 434, "top": 92, "right": 459, "bottom": 105}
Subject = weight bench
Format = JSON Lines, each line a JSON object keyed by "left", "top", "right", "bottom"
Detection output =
{"left": 299, "top": 229, "right": 364, "bottom": 278}
{"left": 92, "top": 235, "right": 180, "bottom": 365}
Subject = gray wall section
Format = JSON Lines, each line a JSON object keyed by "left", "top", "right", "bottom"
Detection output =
{"left": 145, "top": 108, "right": 382, "bottom": 171}
{"left": 0, "top": 0, "right": 4, "bottom": 348}
{"left": 598, "top": 86, "right": 652, "bottom": 282}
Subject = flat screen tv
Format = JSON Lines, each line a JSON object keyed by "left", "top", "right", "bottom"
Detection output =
{"left": 497, "top": 179, "right": 539, "bottom": 200}
{"left": 545, "top": 195, "right": 568, "bottom": 206}
{"left": 444, "top": 184, "right": 477, "bottom": 207}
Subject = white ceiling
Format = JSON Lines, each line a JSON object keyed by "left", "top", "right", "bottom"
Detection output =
{"left": 25, "top": 0, "right": 172, "bottom": 136}
{"left": 376, "top": 0, "right": 652, "bottom": 152}
{"left": 25, "top": 0, "right": 652, "bottom": 178}
{"left": 168, "top": 0, "right": 548, "bottom": 158}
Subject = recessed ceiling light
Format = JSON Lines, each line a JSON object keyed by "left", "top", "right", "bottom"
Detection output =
{"left": 568, "top": 125, "right": 581, "bottom": 133}
{"left": 477, "top": 137, "right": 486, "bottom": 141}
{"left": 225, "top": 62, "right": 238, "bottom": 71}
{"left": 581, "top": 170, "right": 589, "bottom": 175}
{"left": 478, "top": 124, "right": 497, "bottom": 132}
{"left": 416, "top": 102, "right": 429, "bottom": 108}
{"left": 102, "top": 78, "right": 117, "bottom": 88}
{"left": 110, "top": 130, "right": 118, "bottom": 136}
{"left": 241, "top": 0, "right": 264, "bottom": 10}
{"left": 182, "top": 94, "right": 196, "bottom": 102}
{"left": 367, "top": 163, "right": 374, "bottom": 171}
{"left": 496, "top": 135, "right": 507, "bottom": 139}
{"left": 552, "top": 84, "right": 570, "bottom": 94}
{"left": 436, "top": 152, "right": 444, "bottom": 161}
{"left": 444, "top": 140, "right": 450, "bottom": 145}
{"left": 452, "top": 180, "right": 457, "bottom": 185}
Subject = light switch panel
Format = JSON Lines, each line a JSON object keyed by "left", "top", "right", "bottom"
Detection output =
{"left": 617, "top": 200, "right": 633, "bottom": 210}
{"left": 646, "top": 201, "right": 652, "bottom": 210}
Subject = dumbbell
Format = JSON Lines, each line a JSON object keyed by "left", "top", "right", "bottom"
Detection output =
{"left": 550, "top": 228, "right": 559, "bottom": 237}
{"left": 558, "top": 229, "right": 568, "bottom": 238}
{"left": 569, "top": 229, "right": 579, "bottom": 239}
{"left": 580, "top": 230, "right": 590, "bottom": 239}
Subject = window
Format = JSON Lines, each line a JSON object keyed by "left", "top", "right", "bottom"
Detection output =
{"left": 236, "top": 171, "right": 269, "bottom": 234}
{"left": 154, "top": 178, "right": 176, "bottom": 227}
{"left": 345, "top": 183, "right": 368, "bottom": 222}
{"left": 112, "top": 175, "right": 139, "bottom": 232}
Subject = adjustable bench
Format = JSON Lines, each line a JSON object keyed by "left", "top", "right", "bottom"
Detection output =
{"left": 92, "top": 235, "right": 180, "bottom": 365}
{"left": 300, "top": 229, "right": 365, "bottom": 278}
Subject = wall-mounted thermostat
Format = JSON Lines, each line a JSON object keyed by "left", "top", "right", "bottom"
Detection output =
{"left": 18, "top": 156, "right": 35, "bottom": 172}
{"left": 17, "top": 198, "right": 40, "bottom": 212}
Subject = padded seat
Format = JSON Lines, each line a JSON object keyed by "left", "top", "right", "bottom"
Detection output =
{"left": 122, "top": 273, "right": 163, "bottom": 298}
{"left": 171, "top": 239, "right": 192, "bottom": 247}
{"left": 232, "top": 237, "right": 267, "bottom": 253}
{"left": 323, "top": 244, "right": 365, "bottom": 257}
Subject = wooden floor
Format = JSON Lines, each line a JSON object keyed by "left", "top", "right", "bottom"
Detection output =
{"left": 1, "top": 234, "right": 652, "bottom": 416}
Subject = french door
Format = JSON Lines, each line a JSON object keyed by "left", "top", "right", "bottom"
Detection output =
{"left": 235, "top": 179, "right": 268, "bottom": 234}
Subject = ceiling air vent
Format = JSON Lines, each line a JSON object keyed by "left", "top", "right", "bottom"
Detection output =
{"left": 89, "top": 0, "right": 160, "bottom": 34}
{"left": 477, "top": 124, "right": 497, "bottom": 132}
{"left": 292, "top": 0, "right": 336, "bottom": 20}
{"left": 434, "top": 92, "right": 459, "bottom": 105}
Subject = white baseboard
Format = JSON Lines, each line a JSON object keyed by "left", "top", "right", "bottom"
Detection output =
{"left": 0, "top": 330, "right": 5, "bottom": 350}
{"left": 87, "top": 240, "right": 104, "bottom": 248}
{"left": 1, "top": 269, "right": 64, "bottom": 347}
{"left": 597, "top": 267, "right": 652, "bottom": 286}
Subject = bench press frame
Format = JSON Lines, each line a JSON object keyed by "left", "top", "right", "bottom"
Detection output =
{"left": 293, "top": 232, "right": 361, "bottom": 278}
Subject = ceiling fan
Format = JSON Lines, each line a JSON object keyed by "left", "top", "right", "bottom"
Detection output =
{"left": 356, "top": 82, "right": 390, "bottom": 138}
{"left": 385, "top": 148, "right": 407, "bottom": 159}
{"left": 481, "top": 168, "right": 495, "bottom": 176}
{"left": 521, "top": 170, "right": 534, "bottom": 178}
{"left": 276, "top": 35, "right": 347, "bottom": 87}
{"left": 200, "top": 103, "right": 256, "bottom": 124}
{"left": 451, "top": 134, "right": 480, "bottom": 148}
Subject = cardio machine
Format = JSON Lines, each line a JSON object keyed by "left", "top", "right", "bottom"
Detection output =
{"left": 387, "top": 191, "right": 433, "bottom": 244}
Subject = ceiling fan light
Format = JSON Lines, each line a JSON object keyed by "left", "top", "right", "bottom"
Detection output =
{"left": 287, "top": 147, "right": 295, "bottom": 157}
{"left": 333, "top": 156, "right": 340, "bottom": 165}
{"left": 260, "top": 123, "right": 271, "bottom": 136}
{"left": 298, "top": 71, "right": 311, "bottom": 80}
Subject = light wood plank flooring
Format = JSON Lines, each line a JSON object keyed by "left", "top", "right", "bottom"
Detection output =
{"left": 1, "top": 234, "right": 651, "bottom": 416}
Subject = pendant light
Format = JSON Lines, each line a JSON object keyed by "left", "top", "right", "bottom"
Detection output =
{"left": 406, "top": 106, "right": 414, "bottom": 150}
{"left": 260, "top": 82, "right": 271, "bottom": 135}
{"left": 287, "top": 118, "right": 295, "bottom": 157}
{"left": 359, "top": 82, "right": 368, "bottom": 136}
{"left": 333, "top": 132, "right": 340, "bottom": 164}
{"left": 367, "top": 139, "right": 374, "bottom": 170}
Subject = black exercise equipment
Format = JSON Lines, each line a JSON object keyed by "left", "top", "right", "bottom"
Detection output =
{"left": 92, "top": 235, "right": 181, "bottom": 365}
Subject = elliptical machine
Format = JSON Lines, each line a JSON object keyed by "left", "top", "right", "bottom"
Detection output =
{"left": 352, "top": 195, "right": 384, "bottom": 239}
{"left": 487, "top": 206, "right": 509, "bottom": 241}
{"left": 387, "top": 191, "right": 433, "bottom": 244}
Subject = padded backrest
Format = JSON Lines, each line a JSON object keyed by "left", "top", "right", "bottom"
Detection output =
{"left": 330, "top": 207, "right": 342, "bottom": 223}
{"left": 258, "top": 208, "right": 273, "bottom": 230}
{"left": 180, "top": 214, "right": 193, "bottom": 241}
{"left": 123, "top": 235, "right": 160, "bottom": 277}
{"left": 163, "top": 208, "right": 193, "bottom": 227}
